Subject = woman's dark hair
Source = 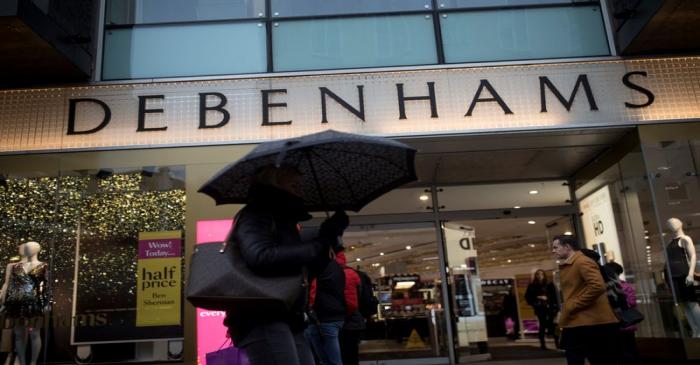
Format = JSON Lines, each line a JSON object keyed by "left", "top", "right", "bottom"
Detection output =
{"left": 553, "top": 235, "right": 580, "bottom": 250}
{"left": 605, "top": 262, "right": 624, "bottom": 277}
{"left": 532, "top": 269, "right": 548, "bottom": 285}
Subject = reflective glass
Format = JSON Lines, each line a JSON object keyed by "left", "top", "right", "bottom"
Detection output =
{"left": 440, "top": 0, "right": 571, "bottom": 9}
{"left": 102, "top": 22, "right": 267, "bottom": 80}
{"left": 273, "top": 15, "right": 437, "bottom": 72}
{"left": 106, "top": 0, "right": 265, "bottom": 25}
{"left": 440, "top": 5, "right": 610, "bottom": 63}
{"left": 341, "top": 223, "right": 450, "bottom": 361}
{"left": 270, "top": 0, "right": 431, "bottom": 18}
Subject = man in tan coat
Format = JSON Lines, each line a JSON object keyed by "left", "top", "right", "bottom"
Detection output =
{"left": 552, "top": 235, "right": 620, "bottom": 365}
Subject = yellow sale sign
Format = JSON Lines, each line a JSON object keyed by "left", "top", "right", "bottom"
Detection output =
{"left": 136, "top": 231, "right": 182, "bottom": 327}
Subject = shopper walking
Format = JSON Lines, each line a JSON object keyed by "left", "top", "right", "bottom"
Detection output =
{"left": 552, "top": 235, "right": 620, "bottom": 365}
{"left": 605, "top": 262, "right": 641, "bottom": 365}
{"left": 335, "top": 247, "right": 363, "bottom": 365}
{"left": 222, "top": 166, "right": 349, "bottom": 365}
{"left": 525, "top": 269, "right": 560, "bottom": 350}
{"left": 305, "top": 245, "right": 348, "bottom": 365}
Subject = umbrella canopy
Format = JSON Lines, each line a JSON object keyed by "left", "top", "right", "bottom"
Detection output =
{"left": 199, "top": 130, "right": 417, "bottom": 212}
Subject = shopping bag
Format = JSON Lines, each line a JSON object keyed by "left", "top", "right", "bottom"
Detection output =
{"left": 205, "top": 346, "right": 250, "bottom": 365}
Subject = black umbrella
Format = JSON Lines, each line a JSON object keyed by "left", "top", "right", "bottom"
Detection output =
{"left": 199, "top": 130, "right": 417, "bottom": 212}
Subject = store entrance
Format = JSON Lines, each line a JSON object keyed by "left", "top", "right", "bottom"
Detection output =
{"left": 443, "top": 215, "right": 574, "bottom": 362}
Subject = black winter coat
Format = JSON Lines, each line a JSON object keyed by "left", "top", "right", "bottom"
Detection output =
{"left": 525, "top": 281, "right": 559, "bottom": 316}
{"left": 223, "top": 184, "right": 331, "bottom": 342}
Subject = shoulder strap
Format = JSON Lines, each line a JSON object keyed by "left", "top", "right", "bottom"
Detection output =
{"left": 219, "top": 210, "right": 244, "bottom": 253}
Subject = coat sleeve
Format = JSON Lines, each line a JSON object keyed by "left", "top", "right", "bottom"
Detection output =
{"left": 524, "top": 284, "right": 536, "bottom": 306}
{"left": 236, "top": 212, "right": 321, "bottom": 272}
{"left": 344, "top": 268, "right": 360, "bottom": 315}
{"left": 566, "top": 257, "right": 607, "bottom": 314}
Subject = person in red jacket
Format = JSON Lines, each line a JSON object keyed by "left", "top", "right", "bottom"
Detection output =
{"left": 335, "top": 247, "right": 364, "bottom": 365}
{"left": 307, "top": 245, "right": 361, "bottom": 365}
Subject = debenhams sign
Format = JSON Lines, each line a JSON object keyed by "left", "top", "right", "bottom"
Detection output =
{"left": 0, "top": 57, "right": 698, "bottom": 153}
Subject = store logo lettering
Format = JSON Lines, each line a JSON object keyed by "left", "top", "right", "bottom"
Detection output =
{"left": 592, "top": 214, "right": 604, "bottom": 236}
{"left": 66, "top": 71, "right": 655, "bottom": 135}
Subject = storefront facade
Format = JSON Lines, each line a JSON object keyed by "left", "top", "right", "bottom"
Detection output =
{"left": 1, "top": 54, "right": 699, "bottom": 364}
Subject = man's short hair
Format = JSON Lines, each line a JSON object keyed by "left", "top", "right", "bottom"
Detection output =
{"left": 553, "top": 235, "right": 580, "bottom": 251}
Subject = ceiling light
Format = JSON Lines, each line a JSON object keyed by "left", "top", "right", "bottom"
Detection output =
{"left": 372, "top": 263, "right": 380, "bottom": 267}
{"left": 644, "top": 236, "right": 649, "bottom": 240}
{"left": 380, "top": 252, "right": 385, "bottom": 256}
{"left": 529, "top": 190, "right": 539, "bottom": 195}
{"left": 491, "top": 258, "right": 496, "bottom": 261}
{"left": 460, "top": 264, "right": 467, "bottom": 269}
{"left": 646, "top": 245, "right": 651, "bottom": 249}
{"left": 394, "top": 281, "right": 416, "bottom": 290}
{"left": 528, "top": 244, "right": 536, "bottom": 248}
{"left": 513, "top": 206, "right": 521, "bottom": 209}
{"left": 356, "top": 258, "right": 361, "bottom": 262}
{"left": 507, "top": 259, "right": 512, "bottom": 263}
{"left": 405, "top": 245, "right": 412, "bottom": 250}
{"left": 351, "top": 246, "right": 356, "bottom": 250}
{"left": 564, "top": 231, "right": 573, "bottom": 236}
{"left": 422, "top": 256, "right": 439, "bottom": 261}
{"left": 528, "top": 220, "right": 536, "bottom": 225}
{"left": 419, "top": 194, "right": 429, "bottom": 201}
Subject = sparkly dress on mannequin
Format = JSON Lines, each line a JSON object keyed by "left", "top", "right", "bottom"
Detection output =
{"left": 0, "top": 242, "right": 51, "bottom": 365}
{"left": 666, "top": 218, "right": 700, "bottom": 338}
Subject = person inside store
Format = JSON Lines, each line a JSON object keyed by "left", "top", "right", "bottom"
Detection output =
{"left": 525, "top": 269, "right": 560, "bottom": 350}
{"left": 334, "top": 246, "right": 364, "bottom": 365}
{"left": 552, "top": 235, "right": 620, "bottom": 365}
{"left": 305, "top": 243, "right": 349, "bottom": 365}
{"left": 605, "top": 262, "right": 640, "bottom": 365}
{"left": 222, "top": 166, "right": 349, "bottom": 365}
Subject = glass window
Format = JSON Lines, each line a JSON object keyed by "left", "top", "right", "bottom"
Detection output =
{"left": 439, "top": 0, "right": 572, "bottom": 9}
{"left": 440, "top": 5, "right": 610, "bottom": 63}
{"left": 640, "top": 124, "right": 700, "bottom": 339}
{"left": 106, "top": 0, "right": 265, "bottom": 25}
{"left": 102, "top": 22, "right": 267, "bottom": 80}
{"left": 341, "top": 223, "right": 450, "bottom": 362}
{"left": 575, "top": 144, "right": 685, "bottom": 338}
{"left": 272, "top": 15, "right": 437, "bottom": 72}
{"left": 270, "top": 0, "right": 431, "bottom": 18}
{"left": 0, "top": 164, "right": 187, "bottom": 363}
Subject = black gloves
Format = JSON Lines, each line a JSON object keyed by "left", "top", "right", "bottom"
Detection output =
{"left": 319, "top": 210, "right": 349, "bottom": 244}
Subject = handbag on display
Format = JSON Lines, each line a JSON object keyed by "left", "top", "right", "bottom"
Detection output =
{"left": 186, "top": 212, "right": 304, "bottom": 312}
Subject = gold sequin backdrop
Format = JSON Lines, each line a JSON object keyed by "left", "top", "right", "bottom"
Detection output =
{"left": 0, "top": 172, "right": 186, "bottom": 304}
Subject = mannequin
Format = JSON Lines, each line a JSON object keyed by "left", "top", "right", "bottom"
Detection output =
{"left": 666, "top": 218, "right": 700, "bottom": 337}
{"left": 0, "top": 242, "right": 50, "bottom": 365}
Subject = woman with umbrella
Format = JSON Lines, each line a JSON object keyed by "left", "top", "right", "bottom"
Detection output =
{"left": 222, "top": 165, "right": 348, "bottom": 365}
{"left": 198, "top": 130, "right": 417, "bottom": 365}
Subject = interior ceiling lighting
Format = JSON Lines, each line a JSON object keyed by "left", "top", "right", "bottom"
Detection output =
{"left": 422, "top": 256, "right": 439, "bottom": 261}
{"left": 528, "top": 220, "right": 536, "bottom": 225}
{"left": 394, "top": 281, "right": 416, "bottom": 290}
{"left": 356, "top": 258, "right": 361, "bottom": 262}
{"left": 372, "top": 263, "right": 380, "bottom": 267}
{"left": 529, "top": 190, "right": 539, "bottom": 195}
{"left": 491, "top": 258, "right": 496, "bottom": 261}
{"left": 564, "top": 231, "right": 573, "bottom": 236}
{"left": 419, "top": 194, "right": 429, "bottom": 201}
{"left": 405, "top": 245, "right": 412, "bottom": 250}
{"left": 379, "top": 252, "right": 385, "bottom": 256}
{"left": 528, "top": 244, "right": 536, "bottom": 248}
{"left": 644, "top": 236, "right": 650, "bottom": 240}
{"left": 513, "top": 206, "right": 521, "bottom": 209}
{"left": 507, "top": 259, "right": 512, "bottom": 263}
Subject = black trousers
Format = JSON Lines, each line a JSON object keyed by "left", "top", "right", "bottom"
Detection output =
{"left": 536, "top": 311, "right": 558, "bottom": 347}
{"left": 561, "top": 323, "right": 620, "bottom": 365}
{"left": 339, "top": 329, "right": 362, "bottom": 365}
{"left": 237, "top": 322, "right": 315, "bottom": 365}
{"left": 618, "top": 330, "right": 640, "bottom": 365}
